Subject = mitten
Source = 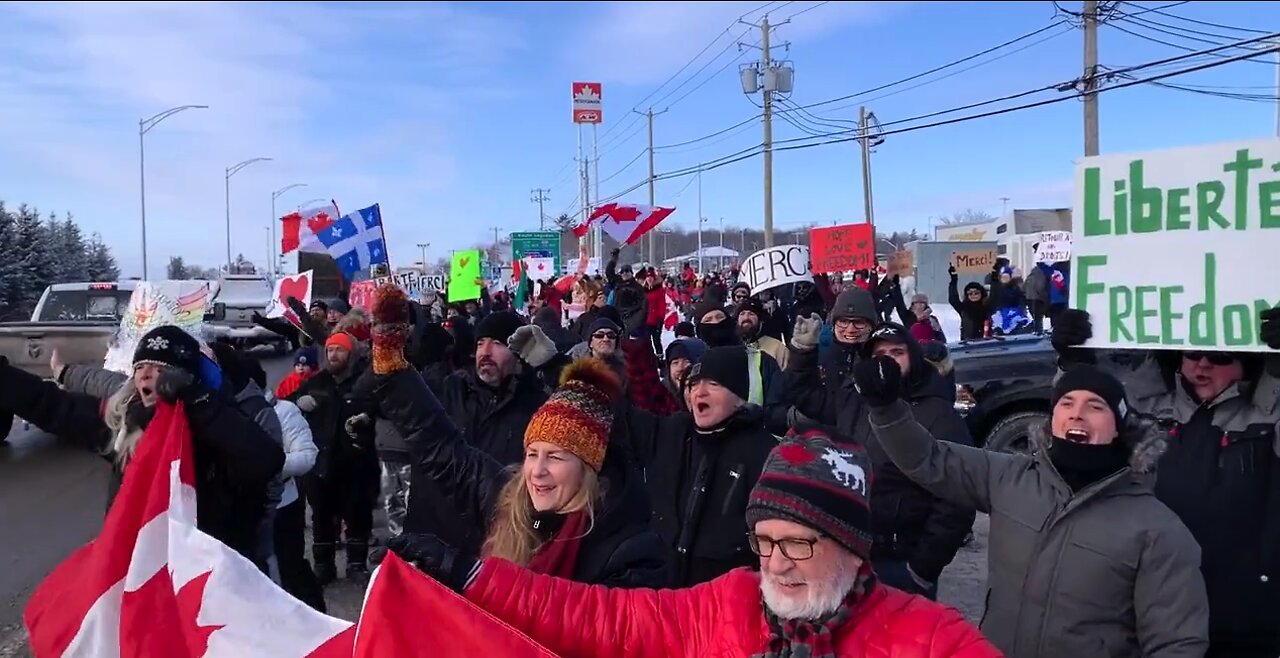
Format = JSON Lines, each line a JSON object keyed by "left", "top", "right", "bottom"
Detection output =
{"left": 345, "top": 412, "right": 373, "bottom": 439}
{"left": 155, "top": 368, "right": 195, "bottom": 403}
{"left": 852, "top": 356, "right": 903, "bottom": 408}
{"left": 386, "top": 533, "right": 480, "bottom": 593}
{"left": 296, "top": 395, "right": 318, "bottom": 413}
{"left": 790, "top": 313, "right": 823, "bottom": 352}
{"left": 286, "top": 296, "right": 308, "bottom": 318}
{"left": 1050, "top": 309, "right": 1093, "bottom": 351}
{"left": 1260, "top": 306, "right": 1280, "bottom": 350}
{"left": 507, "top": 325, "right": 557, "bottom": 368}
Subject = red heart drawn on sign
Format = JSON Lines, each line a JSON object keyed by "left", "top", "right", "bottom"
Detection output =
{"left": 536, "top": 262, "right": 546, "bottom": 271}
{"left": 459, "top": 257, "right": 471, "bottom": 268}
{"left": 278, "top": 273, "right": 310, "bottom": 325}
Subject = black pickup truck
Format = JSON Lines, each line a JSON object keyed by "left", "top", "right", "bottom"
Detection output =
{"left": 949, "top": 333, "right": 1140, "bottom": 453}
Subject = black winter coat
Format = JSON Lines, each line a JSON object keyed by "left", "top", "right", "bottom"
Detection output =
{"left": 0, "top": 358, "right": 284, "bottom": 567}
{"left": 787, "top": 342, "right": 976, "bottom": 583}
{"left": 374, "top": 368, "right": 671, "bottom": 588}
{"left": 620, "top": 404, "right": 778, "bottom": 587}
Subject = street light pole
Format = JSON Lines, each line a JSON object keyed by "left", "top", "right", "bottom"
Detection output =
{"left": 225, "top": 157, "right": 273, "bottom": 273}
{"left": 417, "top": 243, "right": 430, "bottom": 273}
{"left": 270, "top": 183, "right": 307, "bottom": 279}
{"left": 139, "top": 104, "right": 208, "bottom": 279}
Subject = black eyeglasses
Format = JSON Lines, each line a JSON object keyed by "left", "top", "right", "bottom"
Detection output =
{"left": 1183, "top": 352, "right": 1236, "bottom": 366}
{"left": 747, "top": 533, "right": 820, "bottom": 561}
{"left": 591, "top": 331, "right": 618, "bottom": 341}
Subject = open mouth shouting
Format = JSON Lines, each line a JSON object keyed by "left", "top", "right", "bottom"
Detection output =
{"left": 1063, "top": 427, "right": 1091, "bottom": 443}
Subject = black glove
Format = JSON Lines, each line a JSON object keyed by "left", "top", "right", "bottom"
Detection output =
{"left": 155, "top": 368, "right": 195, "bottom": 403}
{"left": 1261, "top": 307, "right": 1280, "bottom": 350}
{"left": 852, "top": 356, "right": 903, "bottom": 407}
{"left": 1050, "top": 309, "right": 1092, "bottom": 351}
{"left": 385, "top": 532, "right": 478, "bottom": 593}
{"left": 286, "top": 296, "right": 308, "bottom": 318}
{"left": 948, "top": 265, "right": 957, "bottom": 279}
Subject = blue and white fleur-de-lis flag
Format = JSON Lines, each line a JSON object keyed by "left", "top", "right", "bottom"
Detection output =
{"left": 314, "top": 203, "right": 389, "bottom": 281}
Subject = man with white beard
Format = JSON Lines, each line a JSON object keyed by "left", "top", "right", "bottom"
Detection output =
{"left": 383, "top": 431, "right": 999, "bottom": 658}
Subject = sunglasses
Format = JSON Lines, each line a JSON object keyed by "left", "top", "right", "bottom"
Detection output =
{"left": 592, "top": 331, "right": 618, "bottom": 341}
{"left": 1183, "top": 352, "right": 1236, "bottom": 366}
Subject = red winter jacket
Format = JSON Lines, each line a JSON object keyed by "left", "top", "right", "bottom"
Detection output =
{"left": 466, "top": 560, "right": 1003, "bottom": 658}
{"left": 645, "top": 285, "right": 667, "bottom": 327}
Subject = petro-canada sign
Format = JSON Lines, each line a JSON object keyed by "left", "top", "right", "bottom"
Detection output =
{"left": 572, "top": 81, "right": 603, "bottom": 124}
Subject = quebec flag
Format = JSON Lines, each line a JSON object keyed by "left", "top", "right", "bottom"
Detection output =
{"left": 313, "top": 204, "right": 389, "bottom": 281}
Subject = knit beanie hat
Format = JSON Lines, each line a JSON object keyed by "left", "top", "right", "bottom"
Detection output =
{"left": 133, "top": 325, "right": 203, "bottom": 375}
{"left": 371, "top": 283, "right": 412, "bottom": 375}
{"left": 684, "top": 345, "right": 750, "bottom": 401}
{"left": 1052, "top": 365, "right": 1129, "bottom": 425}
{"left": 523, "top": 357, "right": 622, "bottom": 472}
{"left": 828, "top": 288, "right": 877, "bottom": 324}
{"left": 475, "top": 311, "right": 525, "bottom": 346}
{"left": 294, "top": 346, "right": 319, "bottom": 368}
{"left": 325, "top": 331, "right": 355, "bottom": 352}
{"left": 745, "top": 429, "right": 874, "bottom": 559}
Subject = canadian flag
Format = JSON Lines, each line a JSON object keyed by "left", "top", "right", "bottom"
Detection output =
{"left": 281, "top": 201, "right": 342, "bottom": 255}
{"left": 573, "top": 203, "right": 674, "bottom": 246}
{"left": 23, "top": 402, "right": 356, "bottom": 658}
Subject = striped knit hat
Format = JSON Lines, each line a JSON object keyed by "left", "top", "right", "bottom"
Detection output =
{"left": 745, "top": 430, "right": 874, "bottom": 559}
{"left": 523, "top": 357, "right": 622, "bottom": 472}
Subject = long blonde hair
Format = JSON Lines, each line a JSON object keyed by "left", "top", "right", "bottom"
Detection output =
{"left": 103, "top": 374, "right": 142, "bottom": 466}
{"left": 482, "top": 464, "right": 602, "bottom": 567}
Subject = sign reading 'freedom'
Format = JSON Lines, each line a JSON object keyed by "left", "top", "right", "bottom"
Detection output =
{"left": 1072, "top": 138, "right": 1280, "bottom": 352}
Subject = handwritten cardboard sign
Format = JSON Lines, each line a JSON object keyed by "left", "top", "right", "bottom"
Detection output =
{"left": 1034, "top": 231, "right": 1072, "bottom": 264}
{"left": 808, "top": 223, "right": 874, "bottom": 274}
{"left": 952, "top": 249, "right": 997, "bottom": 273}
{"left": 886, "top": 251, "right": 914, "bottom": 277}
{"left": 741, "top": 245, "right": 812, "bottom": 295}
{"left": 1072, "top": 138, "right": 1280, "bottom": 352}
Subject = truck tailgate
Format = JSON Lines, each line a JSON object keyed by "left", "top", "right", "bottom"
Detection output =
{"left": 0, "top": 323, "right": 119, "bottom": 379}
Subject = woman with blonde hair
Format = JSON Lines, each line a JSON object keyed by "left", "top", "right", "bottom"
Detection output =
{"left": 371, "top": 350, "right": 670, "bottom": 586}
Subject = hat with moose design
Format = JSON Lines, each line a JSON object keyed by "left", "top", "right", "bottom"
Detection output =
{"left": 745, "top": 429, "right": 874, "bottom": 559}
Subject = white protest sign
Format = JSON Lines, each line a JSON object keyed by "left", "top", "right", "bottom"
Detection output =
{"left": 564, "top": 257, "right": 602, "bottom": 277}
{"left": 374, "top": 272, "right": 445, "bottom": 296}
{"left": 521, "top": 257, "right": 556, "bottom": 280}
{"left": 263, "top": 270, "right": 314, "bottom": 327}
{"left": 741, "top": 245, "right": 812, "bottom": 296}
{"left": 1072, "top": 138, "right": 1280, "bottom": 352}
{"left": 1034, "top": 231, "right": 1072, "bottom": 264}
{"left": 104, "top": 280, "right": 217, "bottom": 373}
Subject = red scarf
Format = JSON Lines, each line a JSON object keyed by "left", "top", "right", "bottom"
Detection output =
{"left": 525, "top": 510, "right": 588, "bottom": 579}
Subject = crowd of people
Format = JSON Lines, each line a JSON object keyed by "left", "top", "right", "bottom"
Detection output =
{"left": 0, "top": 246, "right": 1276, "bottom": 658}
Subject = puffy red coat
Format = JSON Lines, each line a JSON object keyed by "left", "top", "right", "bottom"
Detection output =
{"left": 467, "top": 560, "right": 1003, "bottom": 658}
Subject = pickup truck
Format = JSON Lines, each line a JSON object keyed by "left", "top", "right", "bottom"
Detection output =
{"left": 0, "top": 281, "right": 138, "bottom": 441}
{"left": 949, "top": 333, "right": 1139, "bottom": 453}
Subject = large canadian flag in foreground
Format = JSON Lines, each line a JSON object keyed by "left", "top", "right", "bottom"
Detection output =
{"left": 23, "top": 401, "right": 563, "bottom": 657}
{"left": 23, "top": 401, "right": 356, "bottom": 657}
{"left": 574, "top": 203, "right": 674, "bottom": 246}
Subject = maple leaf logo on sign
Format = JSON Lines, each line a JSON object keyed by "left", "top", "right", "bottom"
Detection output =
{"left": 572, "top": 81, "right": 603, "bottom": 124}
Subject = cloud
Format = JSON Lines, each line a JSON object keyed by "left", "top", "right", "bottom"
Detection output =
{"left": 566, "top": 1, "right": 914, "bottom": 87}
{"left": 0, "top": 1, "right": 521, "bottom": 275}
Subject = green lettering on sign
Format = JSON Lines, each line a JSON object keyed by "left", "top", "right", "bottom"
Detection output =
{"left": 1188, "top": 252, "right": 1217, "bottom": 347}
{"left": 1159, "top": 285, "right": 1186, "bottom": 347}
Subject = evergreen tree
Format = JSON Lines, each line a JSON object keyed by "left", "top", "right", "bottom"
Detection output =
{"left": 59, "top": 215, "right": 88, "bottom": 283}
{"left": 84, "top": 233, "right": 120, "bottom": 282}
{"left": 13, "top": 204, "right": 55, "bottom": 310}
{"left": 0, "top": 205, "right": 21, "bottom": 320}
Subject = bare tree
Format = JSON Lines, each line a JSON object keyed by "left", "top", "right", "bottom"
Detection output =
{"left": 934, "top": 208, "right": 997, "bottom": 226}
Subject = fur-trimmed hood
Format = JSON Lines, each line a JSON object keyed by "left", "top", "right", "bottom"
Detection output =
{"left": 1027, "top": 412, "right": 1169, "bottom": 474}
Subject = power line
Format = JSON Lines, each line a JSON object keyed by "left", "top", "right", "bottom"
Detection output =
{"left": 591, "top": 33, "right": 1279, "bottom": 205}
{"left": 1144, "top": 5, "right": 1269, "bottom": 35}
{"left": 654, "top": 18, "right": 1072, "bottom": 152}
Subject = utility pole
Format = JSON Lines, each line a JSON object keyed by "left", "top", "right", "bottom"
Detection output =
{"left": 858, "top": 107, "right": 877, "bottom": 230}
{"left": 530, "top": 188, "right": 550, "bottom": 230}
{"left": 490, "top": 226, "right": 502, "bottom": 270}
{"left": 1083, "top": 0, "right": 1100, "bottom": 156}
{"left": 1000, "top": 197, "right": 1011, "bottom": 215}
{"left": 635, "top": 107, "right": 669, "bottom": 266}
{"left": 740, "top": 16, "right": 791, "bottom": 248}
{"left": 417, "top": 243, "right": 430, "bottom": 273}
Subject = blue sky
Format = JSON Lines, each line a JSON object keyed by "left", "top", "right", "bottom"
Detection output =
{"left": 0, "top": 1, "right": 1276, "bottom": 278}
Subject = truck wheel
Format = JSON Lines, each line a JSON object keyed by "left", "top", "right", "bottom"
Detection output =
{"left": 985, "top": 410, "right": 1049, "bottom": 455}
{"left": 1, "top": 410, "right": 13, "bottom": 443}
